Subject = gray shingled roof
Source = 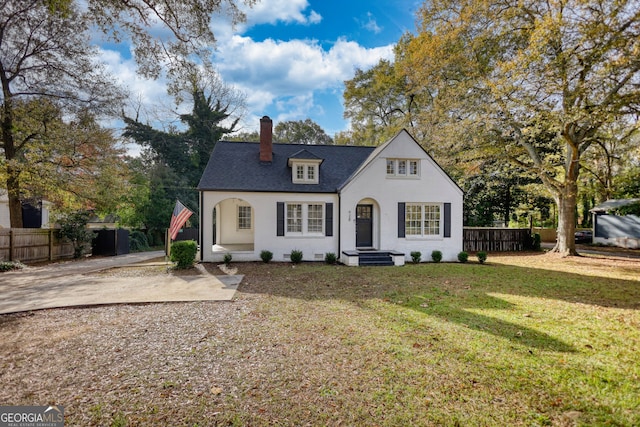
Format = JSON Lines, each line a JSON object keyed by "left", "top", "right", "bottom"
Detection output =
{"left": 591, "top": 198, "right": 640, "bottom": 213}
{"left": 288, "top": 149, "right": 323, "bottom": 161}
{"left": 197, "top": 141, "right": 376, "bottom": 193}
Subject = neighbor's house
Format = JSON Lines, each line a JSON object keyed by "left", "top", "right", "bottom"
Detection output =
{"left": 197, "top": 116, "right": 463, "bottom": 265}
{"left": 0, "top": 190, "right": 51, "bottom": 228}
{"left": 591, "top": 198, "right": 640, "bottom": 249}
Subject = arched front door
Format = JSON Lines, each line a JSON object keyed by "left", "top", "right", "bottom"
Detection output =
{"left": 356, "top": 204, "right": 373, "bottom": 248}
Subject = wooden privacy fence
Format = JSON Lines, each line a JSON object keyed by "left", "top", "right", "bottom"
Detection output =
{"left": 463, "top": 227, "right": 532, "bottom": 252}
{"left": 0, "top": 228, "right": 74, "bottom": 263}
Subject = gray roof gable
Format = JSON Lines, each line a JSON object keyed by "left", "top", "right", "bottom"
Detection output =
{"left": 288, "top": 149, "right": 323, "bottom": 161}
{"left": 197, "top": 141, "right": 376, "bottom": 193}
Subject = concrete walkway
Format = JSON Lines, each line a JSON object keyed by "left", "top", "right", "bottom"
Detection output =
{"left": 0, "top": 251, "right": 241, "bottom": 314}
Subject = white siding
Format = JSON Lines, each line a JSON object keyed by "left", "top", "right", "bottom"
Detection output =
{"left": 340, "top": 131, "right": 463, "bottom": 262}
{"left": 201, "top": 191, "right": 339, "bottom": 262}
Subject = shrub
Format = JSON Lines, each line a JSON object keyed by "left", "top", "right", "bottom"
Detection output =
{"left": 129, "top": 230, "right": 150, "bottom": 252}
{"left": 57, "top": 210, "right": 94, "bottom": 258}
{"left": 170, "top": 240, "right": 197, "bottom": 269}
{"left": 0, "top": 261, "right": 25, "bottom": 272}
{"left": 458, "top": 251, "right": 469, "bottom": 263}
{"left": 431, "top": 250, "right": 443, "bottom": 263}
{"left": 477, "top": 251, "right": 488, "bottom": 264}
{"left": 260, "top": 250, "right": 273, "bottom": 263}
{"left": 290, "top": 249, "right": 303, "bottom": 264}
{"left": 410, "top": 251, "right": 421, "bottom": 264}
{"left": 223, "top": 252, "right": 232, "bottom": 265}
{"left": 325, "top": 252, "right": 337, "bottom": 264}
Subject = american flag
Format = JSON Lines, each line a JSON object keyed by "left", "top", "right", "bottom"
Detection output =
{"left": 169, "top": 200, "right": 194, "bottom": 240}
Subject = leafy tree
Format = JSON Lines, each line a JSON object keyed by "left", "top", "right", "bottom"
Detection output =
{"left": 226, "top": 131, "right": 260, "bottom": 142}
{"left": 1, "top": 0, "right": 251, "bottom": 228}
{"left": 226, "top": 119, "right": 334, "bottom": 145}
{"left": 274, "top": 119, "right": 333, "bottom": 145}
{"left": 343, "top": 58, "right": 417, "bottom": 146}
{"left": 400, "top": 0, "right": 640, "bottom": 255}
{"left": 581, "top": 123, "right": 640, "bottom": 204}
{"left": 1, "top": 0, "right": 125, "bottom": 227}
{"left": 116, "top": 156, "right": 151, "bottom": 229}
{"left": 124, "top": 81, "right": 239, "bottom": 234}
{"left": 463, "top": 159, "right": 552, "bottom": 227}
{"left": 124, "top": 76, "right": 240, "bottom": 186}
{"left": 85, "top": 0, "right": 253, "bottom": 86}
{"left": 1, "top": 98, "right": 129, "bottom": 215}
{"left": 57, "top": 210, "right": 94, "bottom": 258}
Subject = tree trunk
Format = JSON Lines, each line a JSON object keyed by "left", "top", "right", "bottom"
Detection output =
{"left": 2, "top": 95, "right": 23, "bottom": 228}
{"left": 552, "top": 190, "right": 577, "bottom": 255}
{"left": 503, "top": 185, "right": 511, "bottom": 227}
{"left": 6, "top": 168, "right": 23, "bottom": 229}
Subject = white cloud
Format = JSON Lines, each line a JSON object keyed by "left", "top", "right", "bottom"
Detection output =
{"left": 97, "top": 0, "right": 397, "bottom": 140}
{"left": 362, "top": 12, "right": 383, "bottom": 34}
{"left": 308, "top": 10, "right": 322, "bottom": 25}
{"left": 213, "top": 35, "right": 394, "bottom": 131}
{"left": 217, "top": 36, "right": 393, "bottom": 94}
{"left": 241, "top": 0, "right": 321, "bottom": 26}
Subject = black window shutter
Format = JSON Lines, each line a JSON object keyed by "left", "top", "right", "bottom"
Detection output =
{"left": 277, "top": 202, "right": 285, "bottom": 236}
{"left": 444, "top": 203, "right": 451, "bottom": 238}
{"left": 325, "top": 203, "right": 333, "bottom": 236}
{"left": 398, "top": 202, "right": 406, "bottom": 238}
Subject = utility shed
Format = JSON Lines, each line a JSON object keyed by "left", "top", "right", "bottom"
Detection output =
{"left": 591, "top": 199, "right": 640, "bottom": 249}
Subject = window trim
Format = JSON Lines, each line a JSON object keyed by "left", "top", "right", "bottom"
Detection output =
{"left": 405, "top": 203, "right": 442, "bottom": 238}
{"left": 291, "top": 161, "right": 321, "bottom": 184}
{"left": 285, "top": 202, "right": 325, "bottom": 236}
{"left": 386, "top": 158, "right": 420, "bottom": 178}
{"left": 237, "top": 205, "right": 252, "bottom": 231}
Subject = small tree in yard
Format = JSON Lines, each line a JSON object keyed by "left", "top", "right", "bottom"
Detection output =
{"left": 58, "top": 210, "right": 94, "bottom": 258}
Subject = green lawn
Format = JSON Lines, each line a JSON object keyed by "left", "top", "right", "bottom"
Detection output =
{"left": 228, "top": 253, "right": 640, "bottom": 426}
{"left": 1, "top": 252, "right": 638, "bottom": 426}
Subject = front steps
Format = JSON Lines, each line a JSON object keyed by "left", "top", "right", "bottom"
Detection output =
{"left": 341, "top": 250, "right": 405, "bottom": 267}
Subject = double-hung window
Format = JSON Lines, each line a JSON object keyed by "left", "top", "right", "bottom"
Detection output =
{"left": 286, "top": 203, "right": 324, "bottom": 235}
{"left": 287, "top": 204, "right": 303, "bottom": 233}
{"left": 405, "top": 203, "right": 441, "bottom": 237}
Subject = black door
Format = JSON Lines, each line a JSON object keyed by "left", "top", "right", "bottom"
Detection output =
{"left": 356, "top": 204, "right": 373, "bottom": 248}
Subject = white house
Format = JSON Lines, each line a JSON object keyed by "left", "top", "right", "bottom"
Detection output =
{"left": 197, "top": 116, "right": 463, "bottom": 265}
{"left": 0, "top": 190, "right": 51, "bottom": 229}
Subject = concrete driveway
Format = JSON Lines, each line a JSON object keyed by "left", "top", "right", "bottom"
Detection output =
{"left": 0, "top": 251, "right": 241, "bottom": 314}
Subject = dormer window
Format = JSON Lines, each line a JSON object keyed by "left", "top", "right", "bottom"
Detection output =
{"left": 288, "top": 149, "right": 323, "bottom": 184}
{"left": 293, "top": 163, "right": 318, "bottom": 184}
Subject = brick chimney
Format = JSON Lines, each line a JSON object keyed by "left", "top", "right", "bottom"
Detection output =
{"left": 260, "top": 116, "right": 273, "bottom": 163}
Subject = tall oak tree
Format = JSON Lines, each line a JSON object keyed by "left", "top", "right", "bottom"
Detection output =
{"left": 400, "top": 0, "right": 640, "bottom": 255}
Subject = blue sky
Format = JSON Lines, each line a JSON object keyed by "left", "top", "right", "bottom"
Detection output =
{"left": 101, "top": 0, "right": 420, "bottom": 139}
